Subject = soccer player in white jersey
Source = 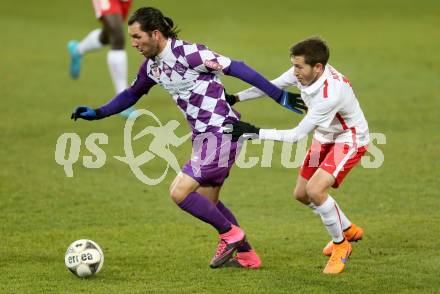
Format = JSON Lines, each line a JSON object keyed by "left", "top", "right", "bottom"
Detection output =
{"left": 71, "top": 7, "right": 307, "bottom": 269}
{"left": 68, "top": 0, "right": 136, "bottom": 118}
{"left": 228, "top": 37, "right": 370, "bottom": 274}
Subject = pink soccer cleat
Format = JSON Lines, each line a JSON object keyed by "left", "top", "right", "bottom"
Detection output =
{"left": 210, "top": 225, "right": 245, "bottom": 268}
{"left": 223, "top": 249, "right": 262, "bottom": 269}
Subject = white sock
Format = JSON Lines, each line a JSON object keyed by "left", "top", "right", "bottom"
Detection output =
{"left": 307, "top": 203, "right": 320, "bottom": 215}
{"left": 77, "top": 29, "right": 104, "bottom": 55}
{"left": 334, "top": 200, "right": 352, "bottom": 231}
{"left": 107, "top": 50, "right": 128, "bottom": 94}
{"left": 315, "top": 196, "right": 344, "bottom": 243}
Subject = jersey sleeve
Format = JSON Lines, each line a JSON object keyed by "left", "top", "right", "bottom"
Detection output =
{"left": 237, "top": 67, "right": 298, "bottom": 101}
{"left": 259, "top": 115, "right": 316, "bottom": 143}
{"left": 127, "top": 60, "right": 157, "bottom": 98}
{"left": 183, "top": 43, "right": 232, "bottom": 74}
{"left": 96, "top": 61, "right": 157, "bottom": 118}
{"left": 259, "top": 90, "right": 342, "bottom": 143}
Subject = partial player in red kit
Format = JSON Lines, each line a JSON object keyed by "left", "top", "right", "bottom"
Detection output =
{"left": 68, "top": 0, "right": 135, "bottom": 118}
{"left": 229, "top": 37, "right": 369, "bottom": 274}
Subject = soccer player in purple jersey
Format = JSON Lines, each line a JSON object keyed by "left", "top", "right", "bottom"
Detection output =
{"left": 71, "top": 7, "right": 306, "bottom": 269}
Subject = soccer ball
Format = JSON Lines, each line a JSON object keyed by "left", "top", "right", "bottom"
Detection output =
{"left": 64, "top": 239, "right": 104, "bottom": 278}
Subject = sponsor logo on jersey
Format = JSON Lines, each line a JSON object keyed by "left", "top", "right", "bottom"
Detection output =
{"left": 150, "top": 63, "right": 161, "bottom": 78}
{"left": 174, "top": 62, "right": 187, "bottom": 75}
{"left": 163, "top": 63, "right": 172, "bottom": 76}
{"left": 204, "top": 60, "right": 223, "bottom": 71}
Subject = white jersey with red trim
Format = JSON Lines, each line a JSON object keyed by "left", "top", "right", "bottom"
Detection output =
{"left": 238, "top": 64, "right": 370, "bottom": 147}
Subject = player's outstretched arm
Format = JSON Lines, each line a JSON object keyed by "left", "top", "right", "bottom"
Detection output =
{"left": 224, "top": 61, "right": 306, "bottom": 114}
{"left": 225, "top": 120, "right": 261, "bottom": 142}
{"left": 70, "top": 90, "right": 140, "bottom": 121}
{"left": 234, "top": 67, "right": 298, "bottom": 102}
{"left": 227, "top": 116, "right": 316, "bottom": 143}
{"left": 95, "top": 89, "right": 142, "bottom": 118}
{"left": 226, "top": 88, "right": 307, "bottom": 115}
{"left": 71, "top": 61, "right": 157, "bottom": 121}
{"left": 71, "top": 106, "right": 100, "bottom": 121}
{"left": 259, "top": 116, "right": 316, "bottom": 143}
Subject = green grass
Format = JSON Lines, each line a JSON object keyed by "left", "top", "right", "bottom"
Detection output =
{"left": 1, "top": 0, "right": 440, "bottom": 292}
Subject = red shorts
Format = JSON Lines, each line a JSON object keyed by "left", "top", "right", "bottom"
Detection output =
{"left": 300, "top": 139, "right": 367, "bottom": 188}
{"left": 92, "top": 0, "right": 132, "bottom": 20}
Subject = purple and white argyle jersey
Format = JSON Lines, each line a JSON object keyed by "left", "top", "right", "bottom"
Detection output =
{"left": 132, "top": 38, "right": 240, "bottom": 136}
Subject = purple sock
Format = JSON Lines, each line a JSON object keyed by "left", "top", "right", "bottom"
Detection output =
{"left": 216, "top": 201, "right": 252, "bottom": 252}
{"left": 178, "top": 192, "right": 232, "bottom": 234}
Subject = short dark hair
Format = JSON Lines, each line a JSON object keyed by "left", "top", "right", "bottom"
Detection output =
{"left": 290, "top": 37, "right": 329, "bottom": 66}
{"left": 128, "top": 7, "right": 179, "bottom": 38}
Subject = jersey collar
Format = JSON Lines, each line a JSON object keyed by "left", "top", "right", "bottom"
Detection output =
{"left": 157, "top": 38, "right": 172, "bottom": 60}
{"left": 301, "top": 65, "right": 330, "bottom": 96}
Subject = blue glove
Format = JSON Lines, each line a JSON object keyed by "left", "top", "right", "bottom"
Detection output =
{"left": 71, "top": 106, "right": 100, "bottom": 121}
{"left": 278, "top": 91, "right": 307, "bottom": 114}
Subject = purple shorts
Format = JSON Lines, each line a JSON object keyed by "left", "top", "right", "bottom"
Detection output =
{"left": 182, "top": 133, "right": 241, "bottom": 187}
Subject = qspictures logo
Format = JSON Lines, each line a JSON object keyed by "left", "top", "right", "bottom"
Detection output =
{"left": 55, "top": 109, "right": 386, "bottom": 185}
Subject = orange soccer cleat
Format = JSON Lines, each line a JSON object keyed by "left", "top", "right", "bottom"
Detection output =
{"left": 322, "top": 224, "right": 363, "bottom": 256}
{"left": 323, "top": 239, "right": 352, "bottom": 274}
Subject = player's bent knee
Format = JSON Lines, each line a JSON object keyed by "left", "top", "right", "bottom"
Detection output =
{"left": 293, "top": 188, "right": 308, "bottom": 203}
{"left": 169, "top": 185, "right": 187, "bottom": 204}
{"left": 169, "top": 182, "right": 193, "bottom": 204}
{"left": 305, "top": 182, "right": 327, "bottom": 205}
{"left": 169, "top": 173, "right": 200, "bottom": 204}
{"left": 170, "top": 190, "right": 186, "bottom": 204}
{"left": 305, "top": 182, "right": 320, "bottom": 200}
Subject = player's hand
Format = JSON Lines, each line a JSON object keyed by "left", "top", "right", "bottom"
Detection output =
{"left": 225, "top": 120, "right": 260, "bottom": 141}
{"left": 278, "top": 91, "right": 307, "bottom": 114}
{"left": 71, "top": 106, "right": 99, "bottom": 121}
{"left": 224, "top": 91, "right": 239, "bottom": 106}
